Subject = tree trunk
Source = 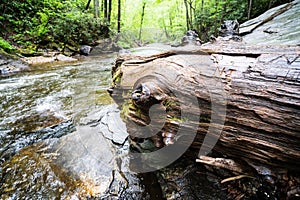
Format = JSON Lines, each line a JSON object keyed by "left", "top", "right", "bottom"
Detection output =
{"left": 86, "top": 0, "right": 92, "bottom": 10}
{"left": 248, "top": 0, "right": 253, "bottom": 19}
{"left": 110, "top": 43, "right": 300, "bottom": 177}
{"left": 139, "top": 2, "right": 146, "bottom": 41}
{"left": 184, "top": 0, "right": 190, "bottom": 30}
{"left": 117, "top": 0, "right": 121, "bottom": 32}
{"left": 108, "top": 0, "right": 112, "bottom": 23}
{"left": 94, "top": 0, "right": 100, "bottom": 18}
{"left": 188, "top": 0, "right": 194, "bottom": 29}
{"left": 101, "top": 0, "right": 104, "bottom": 13}
{"left": 104, "top": 0, "right": 108, "bottom": 19}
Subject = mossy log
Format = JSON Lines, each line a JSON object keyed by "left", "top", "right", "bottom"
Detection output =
{"left": 110, "top": 44, "right": 300, "bottom": 177}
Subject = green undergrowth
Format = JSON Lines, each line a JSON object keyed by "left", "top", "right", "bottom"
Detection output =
{"left": 0, "top": 0, "right": 109, "bottom": 54}
{"left": 0, "top": 37, "right": 16, "bottom": 54}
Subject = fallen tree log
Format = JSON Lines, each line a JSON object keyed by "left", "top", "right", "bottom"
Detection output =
{"left": 110, "top": 43, "right": 300, "bottom": 178}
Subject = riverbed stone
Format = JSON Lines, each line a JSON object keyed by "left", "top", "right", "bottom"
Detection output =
{"left": 80, "top": 45, "right": 92, "bottom": 55}
{"left": 0, "top": 53, "right": 28, "bottom": 74}
{"left": 21, "top": 54, "right": 77, "bottom": 65}
{"left": 0, "top": 104, "right": 144, "bottom": 199}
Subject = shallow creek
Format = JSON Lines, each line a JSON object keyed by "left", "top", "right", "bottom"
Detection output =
{"left": 0, "top": 53, "right": 226, "bottom": 199}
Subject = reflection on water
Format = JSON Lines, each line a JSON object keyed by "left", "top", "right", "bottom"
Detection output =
{"left": 0, "top": 54, "right": 115, "bottom": 167}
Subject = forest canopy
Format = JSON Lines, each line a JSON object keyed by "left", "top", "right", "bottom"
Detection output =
{"left": 0, "top": 0, "right": 292, "bottom": 53}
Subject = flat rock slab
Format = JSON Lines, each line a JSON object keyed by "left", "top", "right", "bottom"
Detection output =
{"left": 240, "top": 0, "right": 300, "bottom": 45}
{"left": 21, "top": 54, "right": 77, "bottom": 66}
{"left": 0, "top": 104, "right": 144, "bottom": 199}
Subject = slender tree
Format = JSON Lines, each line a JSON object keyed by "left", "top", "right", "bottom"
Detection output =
{"left": 268, "top": 0, "right": 273, "bottom": 9}
{"left": 117, "top": 0, "right": 121, "bottom": 32}
{"left": 101, "top": 0, "right": 104, "bottom": 13}
{"left": 104, "top": 0, "right": 108, "bottom": 19}
{"left": 86, "top": 0, "right": 92, "bottom": 10}
{"left": 184, "top": 0, "right": 190, "bottom": 30}
{"left": 248, "top": 0, "right": 253, "bottom": 19}
{"left": 108, "top": 0, "right": 112, "bottom": 23}
{"left": 94, "top": 0, "right": 100, "bottom": 18}
{"left": 188, "top": 0, "right": 194, "bottom": 29}
{"left": 139, "top": 2, "right": 146, "bottom": 40}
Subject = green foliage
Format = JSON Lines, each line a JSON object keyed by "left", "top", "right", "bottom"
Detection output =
{"left": 120, "top": 0, "right": 291, "bottom": 44}
{"left": 52, "top": 11, "right": 108, "bottom": 47}
{"left": 0, "top": 0, "right": 292, "bottom": 50}
{"left": 120, "top": 0, "right": 186, "bottom": 45}
{"left": 192, "top": 0, "right": 247, "bottom": 41}
{"left": 0, "top": 0, "right": 109, "bottom": 51}
{"left": 192, "top": 0, "right": 290, "bottom": 42}
{"left": 0, "top": 37, "right": 16, "bottom": 53}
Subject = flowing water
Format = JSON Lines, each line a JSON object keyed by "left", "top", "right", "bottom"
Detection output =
{"left": 0, "top": 53, "right": 227, "bottom": 199}
{"left": 0, "top": 54, "right": 115, "bottom": 168}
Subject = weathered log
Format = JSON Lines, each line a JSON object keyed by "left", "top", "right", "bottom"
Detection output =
{"left": 110, "top": 43, "right": 300, "bottom": 178}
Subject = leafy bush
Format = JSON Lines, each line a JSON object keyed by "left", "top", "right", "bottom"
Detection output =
{"left": 52, "top": 11, "right": 109, "bottom": 47}
{"left": 0, "top": 37, "right": 16, "bottom": 53}
{"left": 0, "top": 0, "right": 109, "bottom": 51}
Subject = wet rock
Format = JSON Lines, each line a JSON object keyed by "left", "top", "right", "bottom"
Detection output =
{"left": 21, "top": 54, "right": 77, "bottom": 65}
{"left": 179, "top": 30, "right": 202, "bottom": 46}
{"left": 118, "top": 49, "right": 132, "bottom": 56}
{"left": 0, "top": 53, "right": 28, "bottom": 75}
{"left": 0, "top": 120, "right": 74, "bottom": 172}
{"left": 100, "top": 111, "right": 128, "bottom": 144}
{"left": 90, "top": 38, "right": 122, "bottom": 55}
{"left": 156, "top": 152, "right": 228, "bottom": 200}
{"left": 210, "top": 20, "right": 242, "bottom": 43}
{"left": 240, "top": 0, "right": 300, "bottom": 46}
{"left": 219, "top": 20, "right": 240, "bottom": 37}
{"left": 0, "top": 104, "right": 146, "bottom": 199}
{"left": 80, "top": 45, "right": 92, "bottom": 56}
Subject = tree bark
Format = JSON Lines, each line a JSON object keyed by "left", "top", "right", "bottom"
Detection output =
{"left": 104, "top": 0, "right": 108, "bottom": 19}
{"left": 86, "top": 0, "right": 92, "bottom": 10}
{"left": 117, "top": 0, "right": 121, "bottom": 32}
{"left": 188, "top": 0, "right": 194, "bottom": 28}
{"left": 110, "top": 43, "right": 300, "bottom": 176}
{"left": 139, "top": 2, "right": 146, "bottom": 41}
{"left": 248, "top": 0, "right": 253, "bottom": 19}
{"left": 94, "top": 0, "right": 100, "bottom": 18}
{"left": 184, "top": 0, "right": 190, "bottom": 30}
{"left": 108, "top": 0, "right": 112, "bottom": 23}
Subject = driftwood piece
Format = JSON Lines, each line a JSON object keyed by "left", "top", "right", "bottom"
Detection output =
{"left": 110, "top": 43, "right": 300, "bottom": 177}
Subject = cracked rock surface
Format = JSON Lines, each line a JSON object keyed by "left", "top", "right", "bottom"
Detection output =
{"left": 0, "top": 104, "right": 145, "bottom": 199}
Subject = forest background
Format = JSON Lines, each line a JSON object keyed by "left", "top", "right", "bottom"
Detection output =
{"left": 0, "top": 0, "right": 291, "bottom": 54}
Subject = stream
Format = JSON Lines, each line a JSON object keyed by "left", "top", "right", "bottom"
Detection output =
{"left": 0, "top": 54, "right": 114, "bottom": 163}
{"left": 0, "top": 53, "right": 227, "bottom": 199}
